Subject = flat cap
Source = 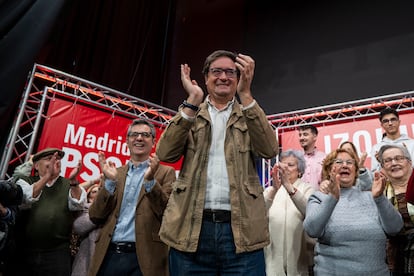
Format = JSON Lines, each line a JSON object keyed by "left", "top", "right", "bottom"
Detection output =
{"left": 32, "top": 148, "right": 65, "bottom": 162}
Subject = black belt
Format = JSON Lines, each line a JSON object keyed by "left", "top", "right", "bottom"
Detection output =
{"left": 108, "top": 242, "right": 136, "bottom": 253}
{"left": 203, "top": 209, "right": 231, "bottom": 223}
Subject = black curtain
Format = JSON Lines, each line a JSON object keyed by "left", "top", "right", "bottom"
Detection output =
{"left": 38, "top": 0, "right": 174, "bottom": 105}
{"left": 0, "top": 0, "right": 66, "bottom": 152}
{"left": 0, "top": 0, "right": 175, "bottom": 153}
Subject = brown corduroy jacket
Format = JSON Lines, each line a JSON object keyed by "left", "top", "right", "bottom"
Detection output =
{"left": 87, "top": 163, "right": 175, "bottom": 276}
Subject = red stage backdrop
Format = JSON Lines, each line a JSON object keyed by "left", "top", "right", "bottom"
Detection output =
{"left": 279, "top": 113, "right": 414, "bottom": 168}
{"left": 37, "top": 98, "right": 180, "bottom": 181}
{"left": 38, "top": 98, "right": 414, "bottom": 180}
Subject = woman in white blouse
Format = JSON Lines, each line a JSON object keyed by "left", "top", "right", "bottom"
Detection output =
{"left": 263, "top": 150, "right": 315, "bottom": 276}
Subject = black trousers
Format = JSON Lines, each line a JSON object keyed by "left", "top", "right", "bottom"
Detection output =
{"left": 97, "top": 249, "right": 142, "bottom": 276}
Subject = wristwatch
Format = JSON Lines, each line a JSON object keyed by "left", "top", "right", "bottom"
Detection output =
{"left": 359, "top": 168, "right": 367, "bottom": 174}
{"left": 182, "top": 100, "right": 199, "bottom": 112}
{"left": 288, "top": 187, "right": 297, "bottom": 196}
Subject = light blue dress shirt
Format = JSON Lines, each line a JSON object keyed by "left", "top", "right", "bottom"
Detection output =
{"left": 104, "top": 160, "right": 155, "bottom": 242}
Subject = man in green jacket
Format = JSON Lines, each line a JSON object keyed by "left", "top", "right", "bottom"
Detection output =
{"left": 15, "top": 148, "right": 86, "bottom": 275}
{"left": 156, "top": 50, "right": 279, "bottom": 275}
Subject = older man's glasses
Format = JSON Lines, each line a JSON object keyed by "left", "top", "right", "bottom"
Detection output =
{"left": 128, "top": 131, "right": 152, "bottom": 138}
{"left": 382, "top": 155, "right": 407, "bottom": 166}
{"left": 209, "top": 68, "right": 238, "bottom": 78}
{"left": 381, "top": 117, "right": 398, "bottom": 124}
{"left": 333, "top": 159, "right": 356, "bottom": 166}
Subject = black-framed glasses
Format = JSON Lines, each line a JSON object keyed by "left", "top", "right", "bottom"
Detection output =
{"left": 128, "top": 131, "right": 152, "bottom": 138}
{"left": 209, "top": 68, "right": 238, "bottom": 78}
{"left": 333, "top": 159, "right": 356, "bottom": 166}
{"left": 381, "top": 117, "right": 398, "bottom": 124}
{"left": 382, "top": 155, "right": 407, "bottom": 166}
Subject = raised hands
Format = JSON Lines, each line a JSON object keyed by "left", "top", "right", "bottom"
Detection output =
{"left": 359, "top": 152, "right": 368, "bottom": 168}
{"left": 372, "top": 171, "right": 387, "bottom": 198}
{"left": 180, "top": 64, "right": 204, "bottom": 106}
{"left": 271, "top": 162, "right": 295, "bottom": 193}
{"left": 98, "top": 151, "right": 118, "bottom": 181}
{"left": 68, "top": 160, "right": 82, "bottom": 181}
{"left": 144, "top": 153, "right": 160, "bottom": 181}
{"left": 320, "top": 170, "right": 341, "bottom": 200}
{"left": 235, "top": 53, "right": 255, "bottom": 101}
{"left": 271, "top": 164, "right": 282, "bottom": 190}
{"left": 42, "top": 152, "right": 61, "bottom": 182}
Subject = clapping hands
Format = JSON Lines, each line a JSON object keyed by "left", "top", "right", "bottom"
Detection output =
{"left": 372, "top": 171, "right": 387, "bottom": 198}
{"left": 319, "top": 167, "right": 340, "bottom": 200}
{"left": 144, "top": 153, "right": 160, "bottom": 181}
{"left": 98, "top": 151, "right": 118, "bottom": 181}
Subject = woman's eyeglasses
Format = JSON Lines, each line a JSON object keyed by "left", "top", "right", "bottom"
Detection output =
{"left": 382, "top": 155, "right": 407, "bottom": 166}
{"left": 333, "top": 159, "right": 356, "bottom": 166}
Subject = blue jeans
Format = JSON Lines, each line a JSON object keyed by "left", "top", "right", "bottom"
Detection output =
{"left": 169, "top": 219, "right": 266, "bottom": 276}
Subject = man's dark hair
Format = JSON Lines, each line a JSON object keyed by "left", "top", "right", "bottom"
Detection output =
{"left": 202, "top": 50, "right": 240, "bottom": 78}
{"left": 298, "top": 125, "right": 318, "bottom": 135}
{"left": 126, "top": 119, "right": 156, "bottom": 138}
{"left": 379, "top": 107, "right": 399, "bottom": 122}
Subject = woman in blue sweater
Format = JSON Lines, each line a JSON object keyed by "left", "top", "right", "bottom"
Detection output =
{"left": 304, "top": 148, "right": 403, "bottom": 275}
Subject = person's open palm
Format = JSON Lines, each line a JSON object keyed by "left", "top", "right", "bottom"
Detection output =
{"left": 144, "top": 153, "right": 160, "bottom": 181}
{"left": 327, "top": 168, "right": 341, "bottom": 199}
{"left": 98, "top": 151, "right": 117, "bottom": 180}
{"left": 271, "top": 164, "right": 282, "bottom": 190}
{"left": 372, "top": 171, "right": 386, "bottom": 198}
{"left": 43, "top": 153, "right": 58, "bottom": 182}
{"left": 68, "top": 160, "right": 82, "bottom": 180}
{"left": 181, "top": 64, "right": 204, "bottom": 102}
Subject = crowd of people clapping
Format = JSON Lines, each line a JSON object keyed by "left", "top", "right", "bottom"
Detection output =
{"left": 0, "top": 50, "right": 414, "bottom": 276}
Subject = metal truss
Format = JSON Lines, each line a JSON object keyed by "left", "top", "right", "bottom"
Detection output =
{"left": 267, "top": 90, "right": 414, "bottom": 130}
{"left": 2, "top": 63, "right": 414, "bottom": 181}
{"left": 0, "top": 63, "right": 177, "bottom": 179}
{"left": 261, "top": 90, "right": 414, "bottom": 187}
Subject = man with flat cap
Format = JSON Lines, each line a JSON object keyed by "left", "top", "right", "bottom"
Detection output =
{"left": 13, "top": 148, "right": 86, "bottom": 276}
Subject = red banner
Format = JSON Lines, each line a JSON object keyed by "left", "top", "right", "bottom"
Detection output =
{"left": 279, "top": 113, "right": 414, "bottom": 168}
{"left": 37, "top": 98, "right": 180, "bottom": 181}
{"left": 38, "top": 98, "right": 414, "bottom": 180}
